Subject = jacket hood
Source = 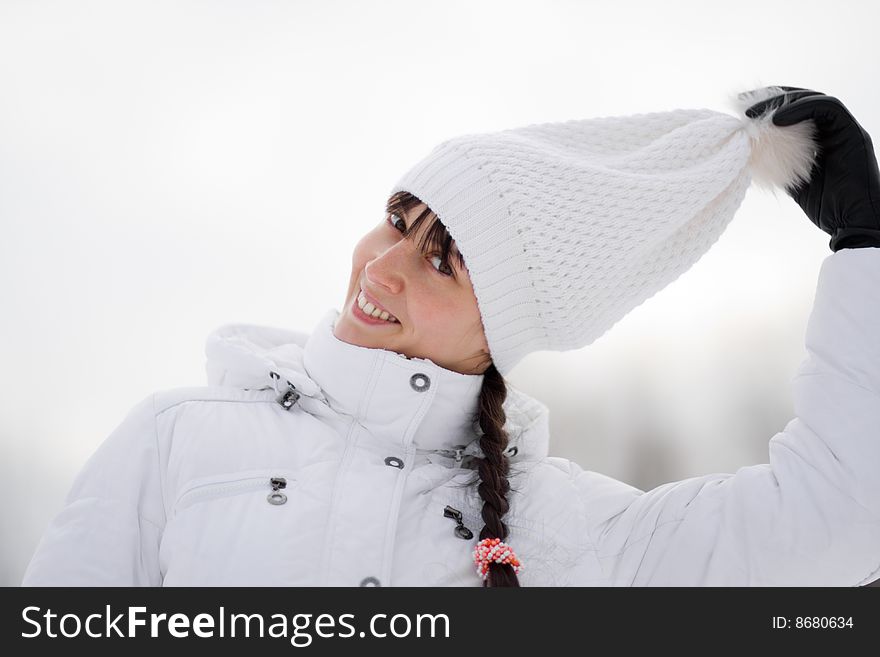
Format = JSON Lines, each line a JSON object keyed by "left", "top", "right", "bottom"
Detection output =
{"left": 204, "top": 309, "right": 551, "bottom": 464}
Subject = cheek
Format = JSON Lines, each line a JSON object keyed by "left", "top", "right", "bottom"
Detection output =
{"left": 351, "top": 235, "right": 368, "bottom": 266}
{"left": 412, "top": 293, "right": 462, "bottom": 328}
{"left": 350, "top": 233, "right": 379, "bottom": 279}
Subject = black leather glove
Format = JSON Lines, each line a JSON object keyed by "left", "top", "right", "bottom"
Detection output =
{"left": 743, "top": 86, "right": 880, "bottom": 252}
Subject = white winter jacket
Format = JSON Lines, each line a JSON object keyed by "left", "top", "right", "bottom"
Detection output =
{"left": 22, "top": 248, "right": 880, "bottom": 586}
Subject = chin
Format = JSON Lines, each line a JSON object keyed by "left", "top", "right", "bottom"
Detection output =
{"left": 333, "top": 310, "right": 377, "bottom": 348}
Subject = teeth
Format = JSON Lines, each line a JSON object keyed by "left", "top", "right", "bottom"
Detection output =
{"left": 357, "top": 289, "right": 398, "bottom": 323}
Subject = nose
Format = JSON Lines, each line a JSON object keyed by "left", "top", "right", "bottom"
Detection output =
{"left": 365, "top": 239, "right": 412, "bottom": 294}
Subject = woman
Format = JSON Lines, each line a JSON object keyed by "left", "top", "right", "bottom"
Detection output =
{"left": 22, "top": 86, "right": 880, "bottom": 587}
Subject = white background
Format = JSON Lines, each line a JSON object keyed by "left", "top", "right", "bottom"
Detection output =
{"left": 1, "top": 0, "right": 878, "bottom": 585}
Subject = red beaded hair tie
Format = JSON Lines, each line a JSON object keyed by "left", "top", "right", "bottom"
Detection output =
{"left": 472, "top": 537, "right": 523, "bottom": 581}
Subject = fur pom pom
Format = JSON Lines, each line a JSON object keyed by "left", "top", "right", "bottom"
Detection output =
{"left": 725, "top": 85, "right": 821, "bottom": 196}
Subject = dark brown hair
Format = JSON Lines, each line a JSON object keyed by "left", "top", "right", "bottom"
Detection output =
{"left": 385, "top": 191, "right": 521, "bottom": 587}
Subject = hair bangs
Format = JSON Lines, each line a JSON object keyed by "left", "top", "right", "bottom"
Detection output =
{"left": 385, "top": 191, "right": 466, "bottom": 278}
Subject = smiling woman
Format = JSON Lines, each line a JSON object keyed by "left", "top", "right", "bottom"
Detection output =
{"left": 20, "top": 86, "right": 880, "bottom": 589}
{"left": 333, "top": 191, "right": 493, "bottom": 377}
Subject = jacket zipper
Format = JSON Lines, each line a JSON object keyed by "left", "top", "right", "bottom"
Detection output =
{"left": 428, "top": 447, "right": 466, "bottom": 465}
{"left": 175, "top": 475, "right": 291, "bottom": 513}
{"left": 418, "top": 444, "right": 519, "bottom": 465}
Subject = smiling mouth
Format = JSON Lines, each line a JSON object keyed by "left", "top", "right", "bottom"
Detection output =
{"left": 355, "top": 288, "right": 399, "bottom": 323}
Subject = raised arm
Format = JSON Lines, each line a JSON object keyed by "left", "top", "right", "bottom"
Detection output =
{"left": 568, "top": 88, "right": 880, "bottom": 586}
{"left": 569, "top": 246, "right": 880, "bottom": 585}
{"left": 21, "top": 393, "right": 165, "bottom": 586}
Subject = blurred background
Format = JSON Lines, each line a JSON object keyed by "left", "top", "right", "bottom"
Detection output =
{"left": 1, "top": 0, "right": 878, "bottom": 586}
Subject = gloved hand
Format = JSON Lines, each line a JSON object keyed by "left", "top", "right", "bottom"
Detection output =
{"left": 742, "top": 85, "right": 880, "bottom": 252}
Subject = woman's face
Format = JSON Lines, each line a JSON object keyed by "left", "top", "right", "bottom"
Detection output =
{"left": 333, "top": 202, "right": 491, "bottom": 375}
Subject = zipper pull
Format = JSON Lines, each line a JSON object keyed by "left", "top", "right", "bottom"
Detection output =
{"left": 433, "top": 445, "right": 465, "bottom": 463}
{"left": 267, "top": 477, "right": 288, "bottom": 505}
{"left": 443, "top": 505, "right": 473, "bottom": 540}
{"left": 277, "top": 384, "right": 301, "bottom": 411}
{"left": 270, "top": 372, "right": 301, "bottom": 410}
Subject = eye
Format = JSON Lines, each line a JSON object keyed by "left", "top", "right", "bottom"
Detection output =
{"left": 429, "top": 254, "right": 455, "bottom": 277}
{"left": 387, "top": 213, "right": 406, "bottom": 232}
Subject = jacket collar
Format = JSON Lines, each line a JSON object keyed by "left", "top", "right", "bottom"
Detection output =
{"left": 204, "top": 309, "right": 551, "bottom": 463}
{"left": 301, "top": 309, "right": 484, "bottom": 453}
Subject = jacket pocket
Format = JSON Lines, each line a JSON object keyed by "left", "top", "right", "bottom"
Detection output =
{"left": 173, "top": 469, "right": 298, "bottom": 515}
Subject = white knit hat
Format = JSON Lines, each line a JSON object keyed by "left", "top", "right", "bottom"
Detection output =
{"left": 388, "top": 86, "right": 820, "bottom": 376}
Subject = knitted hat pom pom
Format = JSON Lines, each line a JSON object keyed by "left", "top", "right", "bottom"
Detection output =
{"left": 728, "top": 85, "right": 821, "bottom": 195}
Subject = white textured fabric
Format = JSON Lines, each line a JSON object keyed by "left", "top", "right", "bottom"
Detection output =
{"left": 389, "top": 90, "right": 819, "bottom": 375}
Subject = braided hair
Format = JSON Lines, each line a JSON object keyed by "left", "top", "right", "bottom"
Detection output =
{"left": 474, "top": 362, "right": 520, "bottom": 586}
{"left": 386, "top": 191, "right": 520, "bottom": 587}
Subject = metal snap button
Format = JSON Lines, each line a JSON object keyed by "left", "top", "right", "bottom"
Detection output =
{"left": 409, "top": 373, "right": 430, "bottom": 392}
{"left": 360, "top": 576, "right": 381, "bottom": 587}
{"left": 384, "top": 456, "right": 404, "bottom": 469}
